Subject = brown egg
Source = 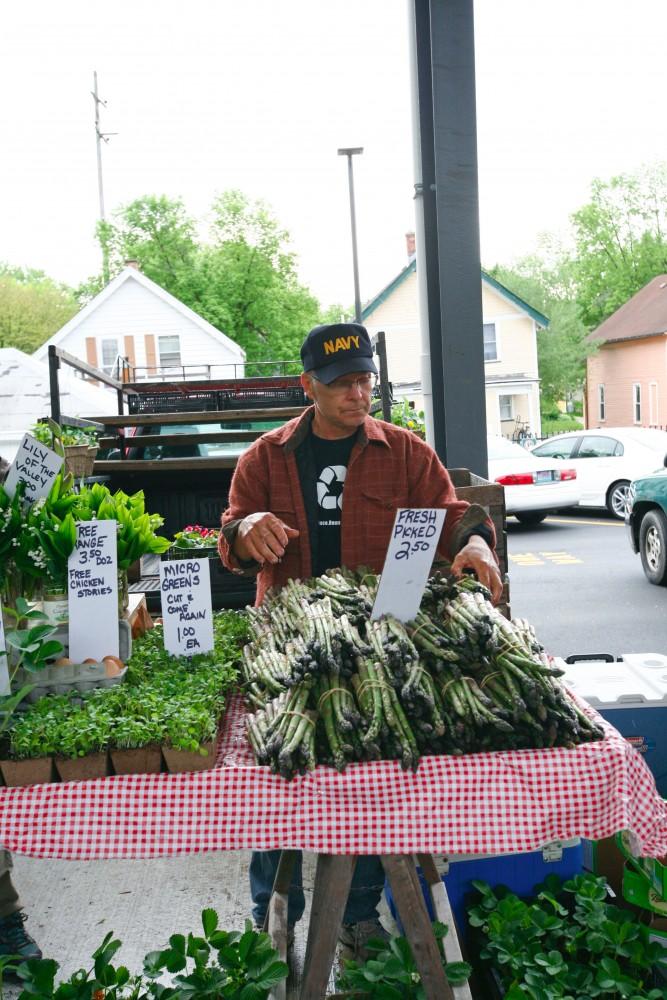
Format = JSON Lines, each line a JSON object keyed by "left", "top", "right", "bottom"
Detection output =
{"left": 102, "top": 655, "right": 124, "bottom": 671}
{"left": 83, "top": 658, "right": 98, "bottom": 664}
{"left": 54, "top": 657, "right": 73, "bottom": 667}
{"left": 103, "top": 657, "right": 124, "bottom": 677}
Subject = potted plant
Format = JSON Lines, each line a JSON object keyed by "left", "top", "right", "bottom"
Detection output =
{"left": 1, "top": 694, "right": 72, "bottom": 786}
{"left": 390, "top": 399, "right": 426, "bottom": 439}
{"left": 72, "top": 483, "right": 172, "bottom": 612}
{"left": 32, "top": 418, "right": 99, "bottom": 479}
{"left": 0, "top": 598, "right": 64, "bottom": 786}
{"left": 52, "top": 699, "right": 112, "bottom": 781}
{"left": 160, "top": 700, "right": 219, "bottom": 773}
{"left": 106, "top": 689, "right": 165, "bottom": 775}
{"left": 172, "top": 524, "right": 220, "bottom": 555}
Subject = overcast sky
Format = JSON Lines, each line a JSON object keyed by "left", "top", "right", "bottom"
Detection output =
{"left": 1, "top": 0, "right": 665, "bottom": 310}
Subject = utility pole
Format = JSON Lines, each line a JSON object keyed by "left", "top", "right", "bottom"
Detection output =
{"left": 91, "top": 71, "right": 117, "bottom": 285}
{"left": 337, "top": 147, "right": 364, "bottom": 322}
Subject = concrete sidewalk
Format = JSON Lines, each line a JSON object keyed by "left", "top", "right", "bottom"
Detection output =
{"left": 4, "top": 850, "right": 395, "bottom": 998}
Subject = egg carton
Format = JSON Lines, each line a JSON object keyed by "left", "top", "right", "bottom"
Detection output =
{"left": 51, "top": 618, "right": 132, "bottom": 662}
{"left": 14, "top": 620, "right": 132, "bottom": 702}
{"left": 15, "top": 661, "right": 128, "bottom": 702}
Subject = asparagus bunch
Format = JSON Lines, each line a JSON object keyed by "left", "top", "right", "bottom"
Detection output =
{"left": 241, "top": 569, "right": 604, "bottom": 779}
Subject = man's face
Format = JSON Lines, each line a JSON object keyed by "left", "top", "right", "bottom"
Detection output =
{"left": 300, "top": 370, "right": 375, "bottom": 437}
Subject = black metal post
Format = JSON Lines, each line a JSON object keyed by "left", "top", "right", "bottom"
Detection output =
{"left": 375, "top": 331, "right": 393, "bottom": 422}
{"left": 412, "top": 0, "right": 488, "bottom": 478}
{"left": 48, "top": 345, "right": 61, "bottom": 425}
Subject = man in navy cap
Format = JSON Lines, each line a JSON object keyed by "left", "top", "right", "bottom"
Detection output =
{"left": 220, "top": 321, "right": 501, "bottom": 959}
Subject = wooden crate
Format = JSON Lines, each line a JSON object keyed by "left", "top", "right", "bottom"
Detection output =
{"left": 449, "top": 467, "right": 510, "bottom": 617}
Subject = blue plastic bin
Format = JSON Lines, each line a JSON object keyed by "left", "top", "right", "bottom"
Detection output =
{"left": 385, "top": 841, "right": 584, "bottom": 935}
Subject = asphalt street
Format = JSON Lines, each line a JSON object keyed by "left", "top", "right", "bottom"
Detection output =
{"left": 506, "top": 509, "right": 667, "bottom": 660}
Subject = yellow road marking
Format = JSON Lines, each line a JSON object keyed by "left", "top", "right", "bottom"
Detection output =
{"left": 509, "top": 551, "right": 583, "bottom": 566}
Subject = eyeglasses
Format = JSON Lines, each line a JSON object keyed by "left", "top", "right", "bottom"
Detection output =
{"left": 311, "top": 373, "right": 378, "bottom": 395}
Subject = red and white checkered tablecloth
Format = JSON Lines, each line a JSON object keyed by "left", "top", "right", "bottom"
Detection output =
{"left": 0, "top": 694, "right": 665, "bottom": 860}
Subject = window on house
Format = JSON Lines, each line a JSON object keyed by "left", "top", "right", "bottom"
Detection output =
{"left": 100, "top": 338, "right": 119, "bottom": 375}
{"left": 598, "top": 384, "right": 605, "bottom": 421}
{"left": 499, "top": 394, "right": 513, "bottom": 421}
{"left": 483, "top": 322, "right": 498, "bottom": 361}
{"left": 158, "top": 335, "right": 181, "bottom": 370}
{"left": 633, "top": 383, "right": 642, "bottom": 423}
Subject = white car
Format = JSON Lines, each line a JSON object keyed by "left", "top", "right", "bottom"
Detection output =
{"left": 487, "top": 435, "right": 580, "bottom": 525}
{"left": 530, "top": 427, "right": 667, "bottom": 519}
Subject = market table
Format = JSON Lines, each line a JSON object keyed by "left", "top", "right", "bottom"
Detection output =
{"left": 1, "top": 694, "right": 666, "bottom": 998}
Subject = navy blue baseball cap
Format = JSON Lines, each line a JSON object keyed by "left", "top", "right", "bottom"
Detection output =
{"left": 300, "top": 322, "right": 378, "bottom": 384}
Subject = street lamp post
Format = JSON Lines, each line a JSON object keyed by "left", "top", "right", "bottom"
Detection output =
{"left": 337, "top": 146, "right": 363, "bottom": 322}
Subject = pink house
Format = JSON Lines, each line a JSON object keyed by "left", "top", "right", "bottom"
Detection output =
{"left": 586, "top": 275, "right": 667, "bottom": 429}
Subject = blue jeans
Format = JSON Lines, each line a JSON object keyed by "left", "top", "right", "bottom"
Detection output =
{"left": 249, "top": 850, "right": 385, "bottom": 927}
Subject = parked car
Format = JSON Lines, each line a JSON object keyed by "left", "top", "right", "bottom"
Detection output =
{"left": 626, "top": 469, "right": 667, "bottom": 585}
{"left": 487, "top": 435, "right": 579, "bottom": 525}
{"left": 530, "top": 427, "right": 667, "bottom": 519}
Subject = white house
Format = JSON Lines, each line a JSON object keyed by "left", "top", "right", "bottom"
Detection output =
{"left": 34, "top": 266, "right": 246, "bottom": 381}
{"left": 0, "top": 348, "right": 116, "bottom": 462}
{"left": 362, "top": 242, "right": 549, "bottom": 439}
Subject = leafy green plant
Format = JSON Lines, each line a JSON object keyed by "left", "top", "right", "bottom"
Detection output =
{"left": 173, "top": 525, "right": 220, "bottom": 550}
{"left": 0, "top": 597, "right": 64, "bottom": 740}
{"left": 390, "top": 399, "right": 426, "bottom": 437}
{"left": 142, "top": 909, "right": 288, "bottom": 1000}
{"left": 31, "top": 418, "right": 98, "bottom": 451}
{"left": 72, "top": 483, "right": 171, "bottom": 569}
{"left": 468, "top": 873, "right": 666, "bottom": 999}
{"left": 0, "top": 479, "right": 26, "bottom": 598}
{"left": 12, "top": 927, "right": 161, "bottom": 1000}
{"left": 51, "top": 699, "right": 114, "bottom": 759}
{"left": 336, "top": 920, "right": 471, "bottom": 998}
{"left": 6, "top": 694, "right": 74, "bottom": 760}
{"left": 3, "top": 613, "right": 244, "bottom": 759}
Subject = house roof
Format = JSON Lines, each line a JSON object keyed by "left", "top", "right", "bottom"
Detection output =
{"left": 361, "top": 257, "right": 549, "bottom": 328}
{"left": 0, "top": 348, "right": 115, "bottom": 460}
{"left": 588, "top": 274, "right": 667, "bottom": 345}
{"left": 34, "top": 267, "right": 246, "bottom": 361}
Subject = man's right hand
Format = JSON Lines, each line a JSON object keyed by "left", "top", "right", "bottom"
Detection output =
{"left": 233, "top": 512, "right": 299, "bottom": 565}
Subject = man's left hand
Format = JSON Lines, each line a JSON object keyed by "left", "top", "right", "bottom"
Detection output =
{"left": 450, "top": 534, "right": 503, "bottom": 604}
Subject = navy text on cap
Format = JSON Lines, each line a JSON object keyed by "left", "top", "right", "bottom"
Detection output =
{"left": 300, "top": 322, "right": 378, "bottom": 384}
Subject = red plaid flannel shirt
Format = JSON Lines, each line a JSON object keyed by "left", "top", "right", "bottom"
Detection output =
{"left": 219, "top": 408, "right": 495, "bottom": 605}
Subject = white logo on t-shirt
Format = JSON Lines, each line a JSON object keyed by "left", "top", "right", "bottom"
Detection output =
{"left": 317, "top": 464, "right": 347, "bottom": 511}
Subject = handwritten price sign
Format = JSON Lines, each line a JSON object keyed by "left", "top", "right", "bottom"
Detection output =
{"left": 67, "top": 520, "right": 119, "bottom": 662}
{"left": 370, "top": 508, "right": 446, "bottom": 623}
{"left": 159, "top": 558, "right": 214, "bottom": 657}
{"left": 4, "top": 434, "right": 63, "bottom": 505}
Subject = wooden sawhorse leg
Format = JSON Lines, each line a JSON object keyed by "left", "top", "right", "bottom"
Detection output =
{"left": 382, "top": 854, "right": 456, "bottom": 1000}
{"left": 417, "top": 853, "right": 473, "bottom": 1000}
{"left": 264, "top": 848, "right": 299, "bottom": 993}
{"left": 299, "top": 854, "right": 357, "bottom": 1000}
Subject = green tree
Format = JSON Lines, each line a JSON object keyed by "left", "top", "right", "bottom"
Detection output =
{"left": 570, "top": 163, "right": 667, "bottom": 328}
{"left": 84, "top": 191, "right": 322, "bottom": 366}
{"left": 491, "top": 249, "right": 591, "bottom": 409}
{"left": 0, "top": 265, "right": 79, "bottom": 353}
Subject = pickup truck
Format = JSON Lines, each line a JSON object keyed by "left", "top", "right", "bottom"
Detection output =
{"left": 89, "top": 375, "right": 312, "bottom": 609}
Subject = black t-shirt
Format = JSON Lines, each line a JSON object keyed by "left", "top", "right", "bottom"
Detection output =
{"left": 308, "top": 429, "right": 357, "bottom": 576}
